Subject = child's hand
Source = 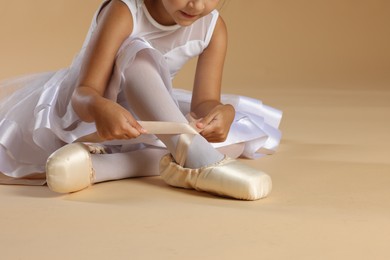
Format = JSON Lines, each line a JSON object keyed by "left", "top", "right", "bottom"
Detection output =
{"left": 194, "top": 104, "right": 235, "bottom": 143}
{"left": 93, "top": 99, "right": 146, "bottom": 140}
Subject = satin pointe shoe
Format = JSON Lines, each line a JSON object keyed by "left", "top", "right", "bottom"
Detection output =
{"left": 156, "top": 120, "right": 272, "bottom": 200}
{"left": 159, "top": 154, "right": 272, "bottom": 201}
{"left": 46, "top": 143, "right": 107, "bottom": 193}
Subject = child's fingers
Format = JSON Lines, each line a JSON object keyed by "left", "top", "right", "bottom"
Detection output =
{"left": 124, "top": 117, "right": 147, "bottom": 137}
{"left": 196, "top": 120, "right": 205, "bottom": 129}
{"left": 199, "top": 119, "right": 229, "bottom": 143}
{"left": 199, "top": 122, "right": 216, "bottom": 137}
{"left": 125, "top": 126, "right": 142, "bottom": 139}
{"left": 132, "top": 120, "right": 147, "bottom": 134}
{"left": 198, "top": 111, "right": 218, "bottom": 129}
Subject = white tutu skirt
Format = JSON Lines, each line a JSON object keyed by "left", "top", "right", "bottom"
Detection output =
{"left": 0, "top": 38, "right": 282, "bottom": 181}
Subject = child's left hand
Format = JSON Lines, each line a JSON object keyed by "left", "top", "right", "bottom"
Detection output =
{"left": 193, "top": 104, "right": 235, "bottom": 143}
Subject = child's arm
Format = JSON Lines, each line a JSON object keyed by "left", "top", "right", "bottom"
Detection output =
{"left": 71, "top": 1, "right": 145, "bottom": 140}
{"left": 191, "top": 16, "right": 235, "bottom": 143}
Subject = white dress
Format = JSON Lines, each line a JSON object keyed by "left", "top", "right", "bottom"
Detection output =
{"left": 0, "top": 0, "right": 282, "bottom": 181}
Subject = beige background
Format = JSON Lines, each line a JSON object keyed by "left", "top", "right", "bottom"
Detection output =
{"left": 1, "top": 0, "right": 390, "bottom": 259}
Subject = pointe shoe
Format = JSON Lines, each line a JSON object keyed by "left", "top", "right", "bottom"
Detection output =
{"left": 46, "top": 143, "right": 97, "bottom": 193}
{"left": 159, "top": 154, "right": 272, "bottom": 200}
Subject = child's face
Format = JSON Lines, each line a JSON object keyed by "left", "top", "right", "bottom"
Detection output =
{"left": 162, "top": 0, "right": 220, "bottom": 26}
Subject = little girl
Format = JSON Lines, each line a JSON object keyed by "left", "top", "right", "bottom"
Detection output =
{"left": 0, "top": 0, "right": 282, "bottom": 200}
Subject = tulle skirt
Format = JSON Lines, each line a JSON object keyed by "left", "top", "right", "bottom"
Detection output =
{"left": 0, "top": 38, "right": 282, "bottom": 182}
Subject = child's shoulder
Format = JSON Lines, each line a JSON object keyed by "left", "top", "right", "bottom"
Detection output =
{"left": 118, "top": 0, "right": 142, "bottom": 14}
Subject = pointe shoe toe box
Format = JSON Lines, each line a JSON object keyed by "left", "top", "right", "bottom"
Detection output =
{"left": 160, "top": 154, "right": 272, "bottom": 200}
{"left": 46, "top": 143, "right": 94, "bottom": 193}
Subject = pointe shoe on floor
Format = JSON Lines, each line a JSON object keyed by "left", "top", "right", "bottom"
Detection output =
{"left": 159, "top": 154, "right": 272, "bottom": 201}
{"left": 46, "top": 143, "right": 107, "bottom": 193}
{"left": 45, "top": 121, "right": 198, "bottom": 194}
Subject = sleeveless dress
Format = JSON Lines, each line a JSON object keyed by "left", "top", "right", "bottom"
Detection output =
{"left": 0, "top": 0, "right": 282, "bottom": 183}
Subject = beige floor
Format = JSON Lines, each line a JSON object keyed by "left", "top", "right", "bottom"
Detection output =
{"left": 1, "top": 1, "right": 390, "bottom": 259}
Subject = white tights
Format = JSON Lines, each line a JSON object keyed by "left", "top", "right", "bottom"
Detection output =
{"left": 92, "top": 147, "right": 167, "bottom": 183}
{"left": 92, "top": 50, "right": 224, "bottom": 183}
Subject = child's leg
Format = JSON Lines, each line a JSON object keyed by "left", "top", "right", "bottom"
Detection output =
{"left": 91, "top": 147, "right": 166, "bottom": 183}
{"left": 122, "top": 51, "right": 224, "bottom": 169}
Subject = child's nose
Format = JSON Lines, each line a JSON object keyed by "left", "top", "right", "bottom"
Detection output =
{"left": 188, "top": 0, "right": 205, "bottom": 13}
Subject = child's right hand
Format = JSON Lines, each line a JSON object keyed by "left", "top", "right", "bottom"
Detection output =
{"left": 92, "top": 98, "right": 147, "bottom": 140}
